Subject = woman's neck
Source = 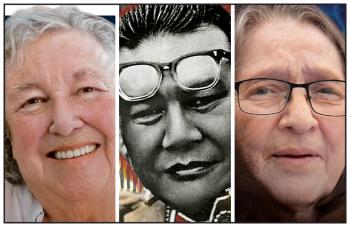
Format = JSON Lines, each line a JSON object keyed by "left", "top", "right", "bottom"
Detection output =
{"left": 236, "top": 184, "right": 319, "bottom": 222}
{"left": 43, "top": 200, "right": 115, "bottom": 222}
{"left": 39, "top": 179, "right": 115, "bottom": 222}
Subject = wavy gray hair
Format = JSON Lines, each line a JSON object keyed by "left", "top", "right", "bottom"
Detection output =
{"left": 5, "top": 5, "right": 115, "bottom": 184}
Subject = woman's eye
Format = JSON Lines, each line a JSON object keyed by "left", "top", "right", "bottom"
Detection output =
{"left": 20, "top": 97, "right": 48, "bottom": 112}
{"left": 132, "top": 109, "right": 165, "bottom": 125}
{"left": 253, "top": 87, "right": 270, "bottom": 95}
{"left": 249, "top": 86, "right": 279, "bottom": 97}
{"left": 245, "top": 85, "right": 286, "bottom": 101}
{"left": 83, "top": 87, "right": 95, "bottom": 92}
{"left": 79, "top": 87, "right": 99, "bottom": 93}
{"left": 312, "top": 87, "right": 343, "bottom": 101}
{"left": 77, "top": 87, "right": 103, "bottom": 98}
{"left": 317, "top": 87, "right": 336, "bottom": 95}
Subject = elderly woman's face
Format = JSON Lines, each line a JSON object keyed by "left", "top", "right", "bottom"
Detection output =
{"left": 5, "top": 30, "right": 115, "bottom": 201}
{"left": 236, "top": 19, "right": 345, "bottom": 208}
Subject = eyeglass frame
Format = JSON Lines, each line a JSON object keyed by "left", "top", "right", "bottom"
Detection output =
{"left": 235, "top": 78, "right": 345, "bottom": 117}
{"left": 119, "top": 49, "right": 230, "bottom": 102}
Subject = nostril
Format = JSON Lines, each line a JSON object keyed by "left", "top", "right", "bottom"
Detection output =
{"left": 49, "top": 115, "right": 84, "bottom": 136}
{"left": 162, "top": 125, "right": 202, "bottom": 149}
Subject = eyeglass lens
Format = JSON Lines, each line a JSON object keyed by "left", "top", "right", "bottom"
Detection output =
{"left": 120, "top": 65, "right": 159, "bottom": 98}
{"left": 119, "top": 55, "right": 219, "bottom": 100}
{"left": 176, "top": 55, "right": 218, "bottom": 89}
{"left": 309, "top": 81, "right": 345, "bottom": 116}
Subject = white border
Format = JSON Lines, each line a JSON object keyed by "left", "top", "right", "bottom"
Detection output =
{"left": 1, "top": 2, "right": 348, "bottom": 225}
{"left": 230, "top": 4, "right": 235, "bottom": 223}
{"left": 115, "top": 5, "right": 120, "bottom": 222}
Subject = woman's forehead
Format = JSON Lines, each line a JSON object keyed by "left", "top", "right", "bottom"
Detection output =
{"left": 236, "top": 19, "right": 344, "bottom": 82}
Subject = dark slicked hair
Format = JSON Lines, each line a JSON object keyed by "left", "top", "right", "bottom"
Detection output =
{"left": 120, "top": 4, "right": 230, "bottom": 49}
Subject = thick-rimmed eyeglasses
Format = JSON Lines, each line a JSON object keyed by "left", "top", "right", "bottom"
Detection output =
{"left": 119, "top": 49, "right": 230, "bottom": 101}
{"left": 235, "top": 78, "right": 345, "bottom": 117}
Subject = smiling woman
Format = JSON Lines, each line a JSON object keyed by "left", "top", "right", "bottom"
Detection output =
{"left": 5, "top": 5, "right": 115, "bottom": 222}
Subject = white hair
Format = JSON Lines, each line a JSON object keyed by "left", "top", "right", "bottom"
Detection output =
{"left": 5, "top": 5, "right": 115, "bottom": 71}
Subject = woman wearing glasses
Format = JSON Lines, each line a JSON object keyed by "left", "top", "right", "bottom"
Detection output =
{"left": 235, "top": 5, "right": 345, "bottom": 222}
{"left": 119, "top": 5, "right": 231, "bottom": 222}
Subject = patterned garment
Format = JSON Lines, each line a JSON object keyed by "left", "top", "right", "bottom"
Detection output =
{"left": 119, "top": 153, "right": 231, "bottom": 222}
{"left": 165, "top": 188, "right": 231, "bottom": 222}
{"left": 119, "top": 153, "right": 144, "bottom": 193}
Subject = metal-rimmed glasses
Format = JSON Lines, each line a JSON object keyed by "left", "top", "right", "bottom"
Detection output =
{"left": 119, "top": 49, "right": 230, "bottom": 101}
{"left": 235, "top": 78, "right": 345, "bottom": 117}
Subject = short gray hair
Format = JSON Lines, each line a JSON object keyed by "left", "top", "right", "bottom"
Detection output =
{"left": 6, "top": 5, "right": 115, "bottom": 70}
{"left": 235, "top": 5, "right": 345, "bottom": 70}
{"left": 5, "top": 5, "right": 115, "bottom": 184}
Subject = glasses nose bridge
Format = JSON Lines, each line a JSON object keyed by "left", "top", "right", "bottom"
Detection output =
{"left": 289, "top": 83, "right": 310, "bottom": 99}
{"left": 159, "top": 62, "right": 174, "bottom": 74}
{"left": 286, "top": 83, "right": 312, "bottom": 112}
{"left": 158, "top": 62, "right": 176, "bottom": 80}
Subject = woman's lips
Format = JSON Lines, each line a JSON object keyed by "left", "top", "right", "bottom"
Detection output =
{"left": 271, "top": 148, "right": 321, "bottom": 166}
{"left": 165, "top": 161, "right": 218, "bottom": 181}
{"left": 272, "top": 154, "right": 318, "bottom": 158}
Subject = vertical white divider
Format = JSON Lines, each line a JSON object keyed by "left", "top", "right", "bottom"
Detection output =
{"left": 115, "top": 4, "right": 120, "bottom": 223}
{"left": 231, "top": 3, "right": 235, "bottom": 223}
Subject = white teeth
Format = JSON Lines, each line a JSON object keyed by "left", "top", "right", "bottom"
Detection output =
{"left": 66, "top": 151, "right": 73, "bottom": 159}
{"left": 73, "top": 149, "right": 80, "bottom": 157}
{"left": 55, "top": 152, "right": 61, "bottom": 159}
{"left": 176, "top": 167, "right": 204, "bottom": 176}
{"left": 80, "top": 147, "right": 86, "bottom": 156}
{"left": 53, "top": 144, "right": 97, "bottom": 160}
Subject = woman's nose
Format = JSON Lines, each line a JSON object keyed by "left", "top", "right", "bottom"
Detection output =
{"left": 278, "top": 88, "right": 318, "bottom": 134}
{"left": 49, "top": 99, "right": 84, "bottom": 136}
{"left": 162, "top": 103, "right": 203, "bottom": 149}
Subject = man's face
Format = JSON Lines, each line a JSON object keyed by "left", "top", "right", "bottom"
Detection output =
{"left": 120, "top": 25, "right": 231, "bottom": 217}
{"left": 5, "top": 30, "right": 115, "bottom": 202}
{"left": 236, "top": 19, "right": 345, "bottom": 210}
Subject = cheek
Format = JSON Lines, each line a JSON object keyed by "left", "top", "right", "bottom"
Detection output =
{"left": 122, "top": 121, "right": 164, "bottom": 166}
{"left": 198, "top": 112, "right": 230, "bottom": 153}
{"left": 320, "top": 118, "right": 345, "bottom": 149}
{"left": 236, "top": 111, "right": 260, "bottom": 151}
{"left": 319, "top": 118, "right": 345, "bottom": 176}
{"left": 80, "top": 97, "right": 115, "bottom": 142}
{"left": 198, "top": 97, "right": 231, "bottom": 152}
{"left": 235, "top": 110, "right": 276, "bottom": 164}
{"left": 79, "top": 97, "right": 115, "bottom": 166}
{"left": 8, "top": 114, "right": 49, "bottom": 160}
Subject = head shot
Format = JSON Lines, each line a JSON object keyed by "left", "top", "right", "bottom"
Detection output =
{"left": 5, "top": 5, "right": 115, "bottom": 222}
{"left": 235, "top": 5, "right": 345, "bottom": 222}
{"left": 119, "top": 4, "right": 231, "bottom": 222}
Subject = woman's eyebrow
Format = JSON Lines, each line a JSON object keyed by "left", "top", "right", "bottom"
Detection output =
{"left": 7, "top": 82, "right": 40, "bottom": 99}
{"left": 302, "top": 67, "right": 344, "bottom": 81}
{"left": 240, "top": 67, "right": 291, "bottom": 80}
{"left": 73, "top": 69, "right": 107, "bottom": 81}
